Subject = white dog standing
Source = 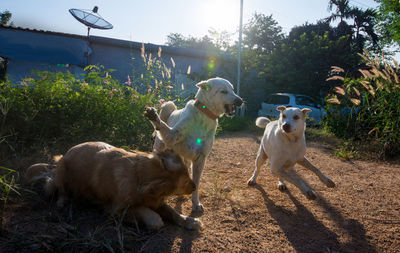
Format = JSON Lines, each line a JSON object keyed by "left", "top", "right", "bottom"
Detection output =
{"left": 247, "top": 106, "right": 335, "bottom": 199}
{"left": 145, "top": 77, "right": 243, "bottom": 212}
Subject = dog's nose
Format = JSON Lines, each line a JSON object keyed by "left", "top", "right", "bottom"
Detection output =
{"left": 234, "top": 97, "right": 243, "bottom": 107}
{"left": 282, "top": 123, "right": 291, "bottom": 133}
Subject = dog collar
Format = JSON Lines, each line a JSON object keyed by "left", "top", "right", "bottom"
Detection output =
{"left": 194, "top": 100, "right": 218, "bottom": 120}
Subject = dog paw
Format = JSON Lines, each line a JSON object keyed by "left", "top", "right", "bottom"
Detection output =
{"left": 247, "top": 178, "right": 257, "bottom": 186}
{"left": 144, "top": 107, "right": 159, "bottom": 121}
{"left": 192, "top": 203, "right": 204, "bottom": 213}
{"left": 326, "top": 179, "right": 336, "bottom": 188}
{"left": 306, "top": 190, "right": 317, "bottom": 200}
{"left": 184, "top": 217, "right": 202, "bottom": 230}
{"left": 278, "top": 182, "right": 287, "bottom": 191}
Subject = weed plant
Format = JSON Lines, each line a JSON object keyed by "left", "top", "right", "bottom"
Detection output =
{"left": 325, "top": 50, "right": 400, "bottom": 159}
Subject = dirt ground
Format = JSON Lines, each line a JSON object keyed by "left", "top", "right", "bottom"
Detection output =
{"left": 1, "top": 130, "right": 399, "bottom": 252}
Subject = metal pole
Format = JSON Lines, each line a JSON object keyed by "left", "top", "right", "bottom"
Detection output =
{"left": 237, "top": 0, "right": 243, "bottom": 116}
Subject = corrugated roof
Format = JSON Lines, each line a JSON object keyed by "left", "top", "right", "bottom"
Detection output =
{"left": 0, "top": 25, "right": 232, "bottom": 60}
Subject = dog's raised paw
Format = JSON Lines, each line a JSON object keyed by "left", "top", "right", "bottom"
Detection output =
{"left": 144, "top": 107, "right": 159, "bottom": 121}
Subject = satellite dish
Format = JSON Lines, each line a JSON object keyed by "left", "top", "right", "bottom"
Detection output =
{"left": 69, "top": 6, "right": 113, "bottom": 36}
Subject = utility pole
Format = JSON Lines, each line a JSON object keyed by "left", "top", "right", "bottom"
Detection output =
{"left": 237, "top": 0, "right": 244, "bottom": 116}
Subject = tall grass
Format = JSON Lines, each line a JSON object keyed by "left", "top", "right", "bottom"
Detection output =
{"left": 325, "top": 50, "right": 400, "bottom": 158}
{"left": 0, "top": 166, "right": 19, "bottom": 231}
{"left": 0, "top": 166, "right": 19, "bottom": 205}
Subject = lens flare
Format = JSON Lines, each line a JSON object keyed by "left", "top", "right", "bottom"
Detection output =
{"left": 196, "top": 138, "right": 202, "bottom": 146}
{"left": 208, "top": 58, "right": 215, "bottom": 70}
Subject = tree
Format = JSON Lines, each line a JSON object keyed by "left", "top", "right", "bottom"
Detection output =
{"left": 260, "top": 26, "right": 358, "bottom": 99}
{"left": 375, "top": 0, "right": 400, "bottom": 47}
{"left": 0, "top": 10, "right": 12, "bottom": 25}
{"left": 326, "top": 0, "right": 352, "bottom": 24}
{"left": 350, "top": 7, "right": 378, "bottom": 52}
{"left": 288, "top": 21, "right": 332, "bottom": 41}
{"left": 165, "top": 29, "right": 232, "bottom": 52}
{"left": 242, "top": 12, "right": 284, "bottom": 54}
{"left": 325, "top": 1, "right": 380, "bottom": 55}
{"left": 0, "top": 10, "right": 11, "bottom": 81}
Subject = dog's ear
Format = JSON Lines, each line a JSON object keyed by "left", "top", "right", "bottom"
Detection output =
{"left": 139, "top": 179, "right": 173, "bottom": 197}
{"left": 196, "top": 80, "right": 211, "bottom": 91}
{"left": 277, "top": 106, "right": 286, "bottom": 112}
{"left": 159, "top": 152, "right": 183, "bottom": 172}
{"left": 302, "top": 108, "right": 312, "bottom": 115}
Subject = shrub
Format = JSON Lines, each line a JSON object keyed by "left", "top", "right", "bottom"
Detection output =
{"left": 325, "top": 51, "right": 400, "bottom": 158}
{"left": 217, "top": 115, "right": 261, "bottom": 134}
{"left": 0, "top": 46, "right": 181, "bottom": 159}
{"left": 0, "top": 69, "right": 152, "bottom": 155}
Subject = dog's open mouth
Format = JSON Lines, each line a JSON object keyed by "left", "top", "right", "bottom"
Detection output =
{"left": 224, "top": 104, "right": 235, "bottom": 116}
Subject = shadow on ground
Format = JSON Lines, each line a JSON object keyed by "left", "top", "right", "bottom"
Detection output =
{"left": 254, "top": 184, "right": 376, "bottom": 253}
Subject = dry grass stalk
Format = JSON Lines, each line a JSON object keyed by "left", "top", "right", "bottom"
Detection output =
{"left": 368, "top": 85, "right": 376, "bottom": 96}
{"left": 359, "top": 69, "right": 372, "bottom": 79}
{"left": 326, "top": 76, "right": 344, "bottom": 81}
{"left": 350, "top": 98, "right": 361, "bottom": 106}
{"left": 170, "top": 57, "right": 175, "bottom": 68}
{"left": 361, "top": 81, "right": 370, "bottom": 90}
{"left": 353, "top": 87, "right": 361, "bottom": 97}
{"left": 334, "top": 86, "right": 346, "bottom": 95}
{"left": 157, "top": 47, "right": 162, "bottom": 58}
{"left": 331, "top": 66, "right": 345, "bottom": 73}
{"left": 376, "top": 80, "right": 383, "bottom": 90}
{"left": 327, "top": 96, "right": 341, "bottom": 104}
{"left": 358, "top": 52, "right": 369, "bottom": 62}
{"left": 141, "top": 43, "right": 145, "bottom": 60}
{"left": 395, "top": 74, "right": 399, "bottom": 84}
{"left": 393, "top": 59, "right": 399, "bottom": 71}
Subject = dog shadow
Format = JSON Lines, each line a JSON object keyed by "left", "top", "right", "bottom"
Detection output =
{"left": 254, "top": 185, "right": 377, "bottom": 253}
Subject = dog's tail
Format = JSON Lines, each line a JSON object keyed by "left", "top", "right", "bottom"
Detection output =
{"left": 25, "top": 155, "right": 63, "bottom": 197}
{"left": 255, "top": 117, "right": 271, "bottom": 128}
{"left": 160, "top": 101, "right": 177, "bottom": 122}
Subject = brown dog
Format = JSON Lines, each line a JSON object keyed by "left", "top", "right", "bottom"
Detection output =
{"left": 26, "top": 142, "right": 201, "bottom": 230}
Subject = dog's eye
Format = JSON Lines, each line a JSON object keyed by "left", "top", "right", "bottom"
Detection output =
{"left": 293, "top": 115, "right": 299, "bottom": 120}
{"left": 221, "top": 90, "right": 228, "bottom": 94}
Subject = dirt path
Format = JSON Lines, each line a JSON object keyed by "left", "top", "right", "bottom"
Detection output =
{"left": 1, "top": 131, "right": 399, "bottom": 252}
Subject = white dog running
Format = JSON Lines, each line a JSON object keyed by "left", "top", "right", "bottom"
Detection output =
{"left": 247, "top": 106, "right": 335, "bottom": 199}
{"left": 145, "top": 77, "right": 243, "bottom": 212}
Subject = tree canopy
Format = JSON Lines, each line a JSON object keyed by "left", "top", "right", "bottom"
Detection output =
{"left": 0, "top": 10, "right": 12, "bottom": 25}
{"left": 163, "top": 1, "right": 395, "bottom": 107}
{"left": 375, "top": 0, "right": 400, "bottom": 47}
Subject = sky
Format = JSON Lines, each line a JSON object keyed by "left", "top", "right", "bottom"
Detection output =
{"left": 2, "top": 0, "right": 379, "bottom": 45}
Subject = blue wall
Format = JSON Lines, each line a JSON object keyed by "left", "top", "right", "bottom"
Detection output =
{"left": 0, "top": 26, "right": 267, "bottom": 115}
{"left": 0, "top": 26, "right": 225, "bottom": 88}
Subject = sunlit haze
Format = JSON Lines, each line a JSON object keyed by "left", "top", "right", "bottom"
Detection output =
{"left": 2, "top": 0, "right": 378, "bottom": 45}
